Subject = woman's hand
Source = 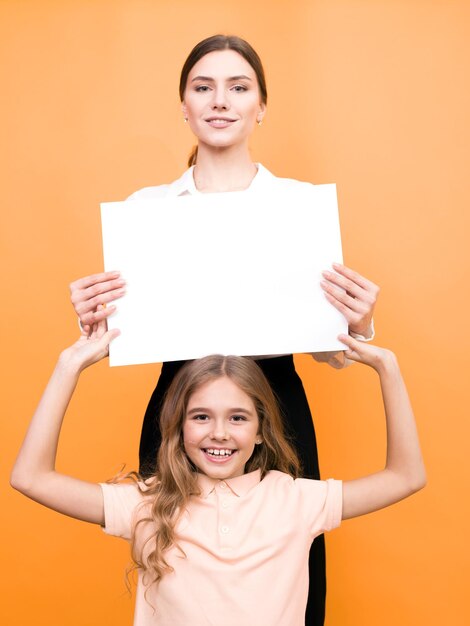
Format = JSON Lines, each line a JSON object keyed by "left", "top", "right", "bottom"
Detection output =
{"left": 60, "top": 310, "right": 120, "bottom": 374}
{"left": 321, "top": 263, "right": 379, "bottom": 338}
{"left": 69, "top": 271, "right": 126, "bottom": 334}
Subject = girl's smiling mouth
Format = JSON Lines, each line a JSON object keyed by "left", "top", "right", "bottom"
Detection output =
{"left": 202, "top": 447, "right": 237, "bottom": 461}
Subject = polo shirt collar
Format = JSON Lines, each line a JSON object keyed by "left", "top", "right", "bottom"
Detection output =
{"left": 197, "top": 469, "right": 261, "bottom": 498}
{"left": 166, "top": 163, "right": 274, "bottom": 197}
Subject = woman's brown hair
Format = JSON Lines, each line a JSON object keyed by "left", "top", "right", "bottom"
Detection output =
{"left": 179, "top": 35, "right": 268, "bottom": 167}
{"left": 130, "top": 355, "right": 299, "bottom": 588}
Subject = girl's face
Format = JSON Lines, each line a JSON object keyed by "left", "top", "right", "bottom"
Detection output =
{"left": 182, "top": 49, "right": 266, "bottom": 152}
{"left": 183, "top": 376, "right": 261, "bottom": 480}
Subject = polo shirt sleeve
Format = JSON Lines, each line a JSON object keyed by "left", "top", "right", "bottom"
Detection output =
{"left": 99, "top": 482, "right": 144, "bottom": 540}
{"left": 294, "top": 477, "right": 343, "bottom": 538}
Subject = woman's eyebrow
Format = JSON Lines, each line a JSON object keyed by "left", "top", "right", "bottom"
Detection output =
{"left": 191, "top": 75, "right": 252, "bottom": 83}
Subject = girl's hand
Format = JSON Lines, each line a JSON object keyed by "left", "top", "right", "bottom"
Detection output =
{"left": 61, "top": 310, "right": 120, "bottom": 373}
{"left": 338, "top": 334, "right": 395, "bottom": 372}
{"left": 321, "top": 263, "right": 379, "bottom": 338}
{"left": 69, "top": 271, "right": 126, "bottom": 334}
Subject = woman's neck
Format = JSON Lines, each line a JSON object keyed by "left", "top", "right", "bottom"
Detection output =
{"left": 193, "top": 144, "right": 258, "bottom": 193}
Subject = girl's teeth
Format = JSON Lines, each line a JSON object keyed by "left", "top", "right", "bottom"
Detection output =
{"left": 206, "top": 449, "right": 233, "bottom": 457}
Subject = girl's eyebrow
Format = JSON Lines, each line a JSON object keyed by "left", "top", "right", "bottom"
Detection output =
{"left": 186, "top": 407, "right": 253, "bottom": 415}
{"left": 190, "top": 75, "right": 252, "bottom": 83}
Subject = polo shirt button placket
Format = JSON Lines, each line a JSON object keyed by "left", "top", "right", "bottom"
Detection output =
{"left": 217, "top": 482, "right": 232, "bottom": 548}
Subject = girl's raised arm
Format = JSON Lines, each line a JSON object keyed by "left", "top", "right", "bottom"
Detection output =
{"left": 10, "top": 315, "right": 120, "bottom": 525}
{"left": 339, "top": 335, "right": 426, "bottom": 520}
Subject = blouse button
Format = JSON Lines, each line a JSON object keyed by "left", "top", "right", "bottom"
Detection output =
{"left": 222, "top": 500, "right": 229, "bottom": 509}
{"left": 219, "top": 482, "right": 226, "bottom": 489}
{"left": 220, "top": 525, "right": 230, "bottom": 534}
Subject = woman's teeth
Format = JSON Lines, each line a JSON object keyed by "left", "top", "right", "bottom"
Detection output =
{"left": 205, "top": 448, "right": 235, "bottom": 457}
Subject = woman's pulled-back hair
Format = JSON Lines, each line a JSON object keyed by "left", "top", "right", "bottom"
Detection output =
{"left": 179, "top": 35, "right": 268, "bottom": 167}
{"left": 131, "top": 355, "right": 299, "bottom": 588}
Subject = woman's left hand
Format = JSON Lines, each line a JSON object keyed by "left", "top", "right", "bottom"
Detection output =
{"left": 320, "top": 263, "right": 379, "bottom": 338}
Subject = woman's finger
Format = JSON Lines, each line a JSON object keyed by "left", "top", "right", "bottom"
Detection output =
{"left": 76, "top": 303, "right": 116, "bottom": 327}
{"left": 321, "top": 282, "right": 369, "bottom": 314}
{"left": 331, "top": 263, "right": 379, "bottom": 294}
{"left": 69, "top": 271, "right": 121, "bottom": 292}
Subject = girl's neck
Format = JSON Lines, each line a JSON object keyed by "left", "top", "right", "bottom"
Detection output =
{"left": 193, "top": 143, "right": 258, "bottom": 193}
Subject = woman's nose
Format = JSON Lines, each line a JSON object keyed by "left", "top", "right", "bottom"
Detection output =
{"left": 211, "top": 86, "right": 230, "bottom": 110}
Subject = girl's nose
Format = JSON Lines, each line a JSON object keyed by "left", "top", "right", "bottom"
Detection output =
{"left": 210, "top": 420, "right": 229, "bottom": 440}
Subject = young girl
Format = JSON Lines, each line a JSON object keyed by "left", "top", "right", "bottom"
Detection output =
{"left": 11, "top": 318, "right": 425, "bottom": 626}
{"left": 69, "top": 35, "right": 380, "bottom": 624}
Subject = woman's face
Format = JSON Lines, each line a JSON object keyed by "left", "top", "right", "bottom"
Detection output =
{"left": 182, "top": 49, "right": 266, "bottom": 152}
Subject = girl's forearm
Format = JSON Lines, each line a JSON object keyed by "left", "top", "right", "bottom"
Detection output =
{"left": 342, "top": 351, "right": 426, "bottom": 520}
{"left": 11, "top": 351, "right": 105, "bottom": 525}
{"left": 10, "top": 354, "right": 80, "bottom": 493}
{"left": 378, "top": 356, "right": 426, "bottom": 490}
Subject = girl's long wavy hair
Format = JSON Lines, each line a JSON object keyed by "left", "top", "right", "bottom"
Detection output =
{"left": 179, "top": 34, "right": 268, "bottom": 167}
{"left": 129, "top": 355, "right": 300, "bottom": 588}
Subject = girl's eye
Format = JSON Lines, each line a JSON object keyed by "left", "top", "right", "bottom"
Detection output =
{"left": 193, "top": 414, "right": 209, "bottom": 421}
{"left": 231, "top": 414, "right": 247, "bottom": 422}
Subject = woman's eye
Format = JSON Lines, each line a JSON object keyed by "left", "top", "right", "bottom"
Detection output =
{"left": 232, "top": 84, "right": 247, "bottom": 92}
{"left": 195, "top": 85, "right": 210, "bottom": 92}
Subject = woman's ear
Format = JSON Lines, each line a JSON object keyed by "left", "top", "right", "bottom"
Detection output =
{"left": 257, "top": 103, "right": 266, "bottom": 126}
{"left": 255, "top": 437, "right": 263, "bottom": 445}
{"left": 181, "top": 102, "right": 188, "bottom": 122}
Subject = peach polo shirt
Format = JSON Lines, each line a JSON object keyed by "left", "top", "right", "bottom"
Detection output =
{"left": 100, "top": 470, "right": 342, "bottom": 626}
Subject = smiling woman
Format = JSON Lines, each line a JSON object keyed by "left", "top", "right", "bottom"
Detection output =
{"left": 182, "top": 49, "right": 266, "bottom": 161}
{"left": 67, "top": 34, "right": 380, "bottom": 626}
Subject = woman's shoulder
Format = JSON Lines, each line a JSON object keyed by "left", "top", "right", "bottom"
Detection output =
{"left": 126, "top": 167, "right": 195, "bottom": 201}
{"left": 256, "top": 164, "right": 315, "bottom": 192}
{"left": 126, "top": 183, "right": 172, "bottom": 201}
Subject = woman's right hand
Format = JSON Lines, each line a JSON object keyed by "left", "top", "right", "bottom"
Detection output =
{"left": 69, "top": 271, "right": 126, "bottom": 333}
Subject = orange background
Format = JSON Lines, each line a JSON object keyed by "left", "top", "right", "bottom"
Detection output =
{"left": 1, "top": 1, "right": 469, "bottom": 625}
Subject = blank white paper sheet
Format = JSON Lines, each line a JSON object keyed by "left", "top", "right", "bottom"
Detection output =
{"left": 100, "top": 184, "right": 347, "bottom": 366}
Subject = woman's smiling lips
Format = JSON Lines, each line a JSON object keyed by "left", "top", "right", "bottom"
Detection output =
{"left": 205, "top": 116, "right": 238, "bottom": 128}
